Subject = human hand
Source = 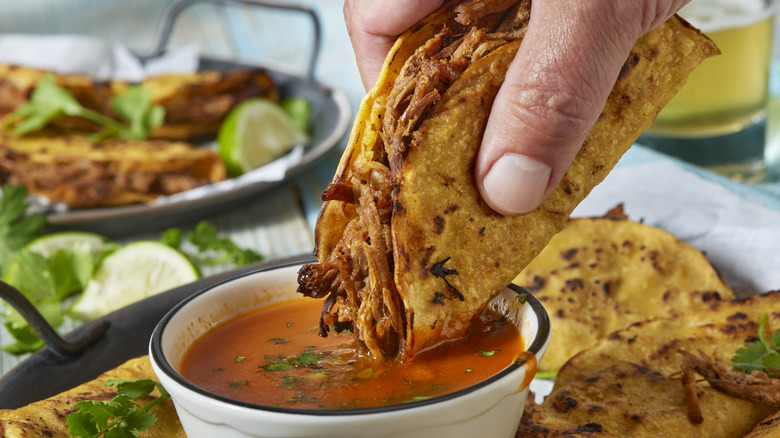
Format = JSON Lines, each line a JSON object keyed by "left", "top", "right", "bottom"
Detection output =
{"left": 344, "top": 0, "right": 690, "bottom": 215}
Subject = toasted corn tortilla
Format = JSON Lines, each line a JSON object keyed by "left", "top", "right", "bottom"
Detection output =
{"left": 0, "top": 131, "right": 225, "bottom": 208}
{"left": 518, "top": 292, "right": 780, "bottom": 437}
{"left": 744, "top": 410, "right": 780, "bottom": 438}
{"left": 0, "top": 356, "right": 185, "bottom": 438}
{"left": 309, "top": 0, "right": 719, "bottom": 359}
{"left": 513, "top": 214, "right": 733, "bottom": 371}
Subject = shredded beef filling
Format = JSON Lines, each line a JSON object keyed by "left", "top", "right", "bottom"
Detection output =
{"left": 297, "top": 0, "right": 530, "bottom": 360}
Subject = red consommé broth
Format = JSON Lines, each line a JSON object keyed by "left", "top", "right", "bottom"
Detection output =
{"left": 179, "top": 297, "right": 525, "bottom": 410}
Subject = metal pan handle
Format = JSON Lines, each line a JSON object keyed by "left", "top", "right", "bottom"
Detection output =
{"left": 147, "top": 0, "right": 321, "bottom": 81}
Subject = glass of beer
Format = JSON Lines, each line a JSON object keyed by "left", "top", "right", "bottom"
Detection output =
{"left": 638, "top": 0, "right": 776, "bottom": 182}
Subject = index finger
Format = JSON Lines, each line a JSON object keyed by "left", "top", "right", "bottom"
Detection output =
{"left": 344, "top": 0, "right": 445, "bottom": 90}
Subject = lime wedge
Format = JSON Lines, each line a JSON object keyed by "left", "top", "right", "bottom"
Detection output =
{"left": 70, "top": 241, "right": 199, "bottom": 320}
{"left": 217, "top": 97, "right": 309, "bottom": 177}
{"left": 21, "top": 231, "right": 109, "bottom": 258}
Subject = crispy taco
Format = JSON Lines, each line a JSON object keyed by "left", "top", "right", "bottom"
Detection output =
{"left": 0, "top": 64, "right": 279, "bottom": 141}
{"left": 297, "top": 0, "right": 719, "bottom": 360}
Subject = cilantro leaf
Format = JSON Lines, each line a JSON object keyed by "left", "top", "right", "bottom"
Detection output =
{"left": 67, "top": 379, "right": 169, "bottom": 438}
{"left": 106, "top": 379, "right": 162, "bottom": 399}
{"left": 289, "top": 350, "right": 323, "bottom": 367}
{"left": 159, "top": 227, "right": 182, "bottom": 248}
{"left": 110, "top": 85, "right": 165, "bottom": 140}
{"left": 0, "top": 184, "right": 46, "bottom": 275}
{"left": 262, "top": 363, "right": 295, "bottom": 371}
{"left": 7, "top": 74, "right": 163, "bottom": 141}
{"left": 731, "top": 312, "right": 780, "bottom": 377}
{"left": 161, "top": 221, "right": 263, "bottom": 268}
{"left": 1, "top": 321, "right": 45, "bottom": 354}
{"left": 0, "top": 247, "right": 91, "bottom": 353}
{"left": 764, "top": 352, "right": 780, "bottom": 378}
{"left": 9, "top": 74, "right": 85, "bottom": 135}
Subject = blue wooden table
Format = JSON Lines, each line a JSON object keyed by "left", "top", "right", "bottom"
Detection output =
{"left": 1, "top": 0, "right": 779, "bottom": 376}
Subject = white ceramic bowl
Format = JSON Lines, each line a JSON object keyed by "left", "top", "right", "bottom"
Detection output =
{"left": 150, "top": 260, "right": 550, "bottom": 438}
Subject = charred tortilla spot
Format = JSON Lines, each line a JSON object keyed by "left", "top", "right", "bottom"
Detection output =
{"left": 561, "top": 248, "right": 578, "bottom": 260}
{"left": 700, "top": 291, "right": 722, "bottom": 302}
{"left": 431, "top": 257, "right": 458, "bottom": 279}
{"left": 588, "top": 404, "right": 604, "bottom": 413}
{"left": 479, "top": 226, "right": 486, "bottom": 235}
{"left": 430, "top": 257, "right": 464, "bottom": 301}
{"left": 433, "top": 291, "right": 446, "bottom": 305}
{"left": 439, "top": 173, "right": 456, "bottom": 187}
{"left": 619, "top": 52, "right": 641, "bottom": 79}
{"left": 434, "top": 215, "right": 445, "bottom": 234}
{"left": 444, "top": 204, "right": 459, "bottom": 214}
{"left": 524, "top": 275, "right": 545, "bottom": 293}
{"left": 564, "top": 186, "right": 572, "bottom": 195}
{"left": 728, "top": 311, "right": 747, "bottom": 321}
{"left": 563, "top": 278, "right": 584, "bottom": 292}
{"left": 552, "top": 395, "right": 578, "bottom": 413}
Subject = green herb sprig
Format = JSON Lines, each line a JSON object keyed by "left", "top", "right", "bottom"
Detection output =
{"left": 5, "top": 73, "right": 165, "bottom": 140}
{"left": 731, "top": 312, "right": 780, "bottom": 378}
{"left": 66, "top": 379, "right": 170, "bottom": 438}
{"left": 161, "top": 220, "right": 263, "bottom": 267}
{"left": 0, "top": 184, "right": 46, "bottom": 275}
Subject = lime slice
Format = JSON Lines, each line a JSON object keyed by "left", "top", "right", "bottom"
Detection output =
{"left": 2, "top": 231, "right": 112, "bottom": 286}
{"left": 217, "top": 97, "right": 309, "bottom": 177}
{"left": 70, "top": 241, "right": 199, "bottom": 320}
{"left": 22, "top": 231, "right": 109, "bottom": 258}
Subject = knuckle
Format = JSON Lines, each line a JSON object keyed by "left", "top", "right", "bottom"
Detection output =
{"left": 503, "top": 80, "right": 597, "bottom": 145}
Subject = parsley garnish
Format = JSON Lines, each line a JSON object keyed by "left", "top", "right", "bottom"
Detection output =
{"left": 0, "top": 184, "right": 46, "bottom": 275}
{"left": 281, "top": 376, "right": 296, "bottom": 389}
{"left": 732, "top": 312, "right": 780, "bottom": 378}
{"left": 161, "top": 221, "right": 263, "bottom": 267}
{"left": 5, "top": 74, "right": 164, "bottom": 140}
{"left": 66, "top": 379, "right": 169, "bottom": 437}
{"left": 260, "top": 349, "right": 326, "bottom": 371}
{"left": 262, "top": 363, "right": 295, "bottom": 371}
{"left": 478, "top": 349, "right": 499, "bottom": 357}
{"left": 234, "top": 356, "right": 246, "bottom": 363}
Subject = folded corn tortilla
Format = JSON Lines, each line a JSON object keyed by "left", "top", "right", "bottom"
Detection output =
{"left": 0, "top": 356, "right": 185, "bottom": 438}
{"left": 297, "top": 0, "right": 719, "bottom": 360}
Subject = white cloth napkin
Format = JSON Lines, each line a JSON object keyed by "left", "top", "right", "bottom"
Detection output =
{"left": 0, "top": 34, "right": 198, "bottom": 81}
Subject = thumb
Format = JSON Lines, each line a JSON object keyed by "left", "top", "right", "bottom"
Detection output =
{"left": 475, "top": 0, "right": 657, "bottom": 216}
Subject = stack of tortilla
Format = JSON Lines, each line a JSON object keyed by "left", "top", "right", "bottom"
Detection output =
{"left": 515, "top": 212, "right": 780, "bottom": 437}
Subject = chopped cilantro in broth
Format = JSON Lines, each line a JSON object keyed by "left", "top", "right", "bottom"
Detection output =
{"left": 179, "top": 298, "right": 523, "bottom": 410}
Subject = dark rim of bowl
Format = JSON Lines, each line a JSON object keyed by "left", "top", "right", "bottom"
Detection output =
{"left": 150, "top": 258, "right": 551, "bottom": 416}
